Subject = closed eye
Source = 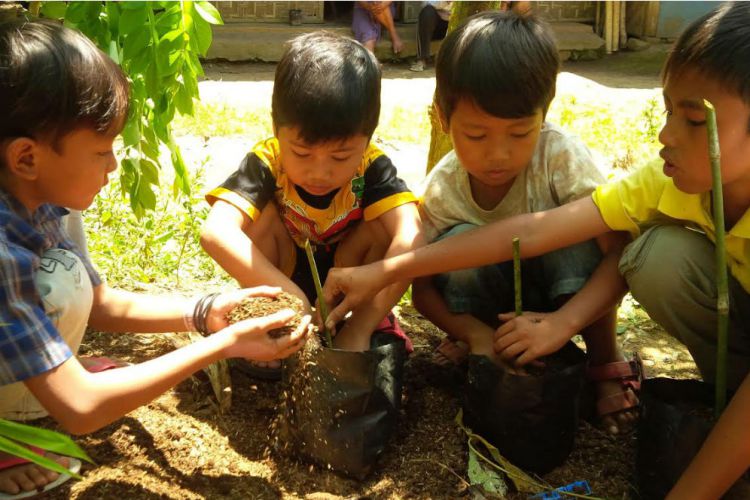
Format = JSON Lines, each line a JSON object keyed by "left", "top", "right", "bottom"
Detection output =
{"left": 464, "top": 134, "right": 485, "bottom": 141}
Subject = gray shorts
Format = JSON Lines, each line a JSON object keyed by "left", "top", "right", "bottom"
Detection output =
{"left": 433, "top": 223, "right": 602, "bottom": 327}
{"left": 620, "top": 225, "right": 750, "bottom": 389}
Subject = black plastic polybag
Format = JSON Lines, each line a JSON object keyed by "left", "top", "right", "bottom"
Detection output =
{"left": 637, "top": 377, "right": 750, "bottom": 499}
{"left": 277, "top": 333, "right": 406, "bottom": 479}
{"left": 463, "top": 341, "right": 586, "bottom": 474}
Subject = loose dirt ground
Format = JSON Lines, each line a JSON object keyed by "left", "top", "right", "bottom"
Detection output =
{"left": 37, "top": 296, "right": 698, "bottom": 500}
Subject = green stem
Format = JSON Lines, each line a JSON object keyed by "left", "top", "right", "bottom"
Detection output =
{"left": 705, "top": 99, "right": 729, "bottom": 416}
{"left": 513, "top": 237, "right": 522, "bottom": 317}
{"left": 304, "top": 240, "right": 333, "bottom": 347}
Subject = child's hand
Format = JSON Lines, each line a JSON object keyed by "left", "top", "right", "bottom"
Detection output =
{"left": 222, "top": 310, "right": 311, "bottom": 361}
{"left": 206, "top": 286, "right": 284, "bottom": 333}
{"left": 322, "top": 264, "right": 386, "bottom": 330}
{"left": 494, "top": 312, "right": 572, "bottom": 367}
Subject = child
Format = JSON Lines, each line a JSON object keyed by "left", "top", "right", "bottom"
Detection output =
{"left": 0, "top": 20, "right": 309, "bottom": 497}
{"left": 352, "top": 1, "right": 404, "bottom": 55}
{"left": 412, "top": 11, "right": 634, "bottom": 434}
{"left": 323, "top": 3, "right": 750, "bottom": 497}
{"left": 200, "top": 32, "right": 423, "bottom": 372}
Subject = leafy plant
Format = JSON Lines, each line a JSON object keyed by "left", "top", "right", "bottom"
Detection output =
{"left": 0, "top": 419, "right": 92, "bottom": 478}
{"left": 83, "top": 160, "right": 229, "bottom": 290}
{"left": 38, "top": 1, "right": 224, "bottom": 218}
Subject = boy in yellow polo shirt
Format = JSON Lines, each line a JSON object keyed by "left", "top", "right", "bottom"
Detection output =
{"left": 322, "top": 3, "right": 750, "bottom": 497}
{"left": 201, "top": 32, "right": 422, "bottom": 378}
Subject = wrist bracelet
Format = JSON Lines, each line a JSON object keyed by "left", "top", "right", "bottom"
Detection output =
{"left": 193, "top": 292, "right": 220, "bottom": 336}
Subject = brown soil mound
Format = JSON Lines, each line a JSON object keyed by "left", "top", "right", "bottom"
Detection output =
{"left": 226, "top": 292, "right": 304, "bottom": 338}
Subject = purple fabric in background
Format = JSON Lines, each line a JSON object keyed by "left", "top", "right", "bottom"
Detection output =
{"left": 352, "top": 3, "right": 396, "bottom": 43}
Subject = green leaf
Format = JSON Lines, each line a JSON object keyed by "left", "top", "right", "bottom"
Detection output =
{"left": 140, "top": 159, "right": 161, "bottom": 185}
{"left": 174, "top": 83, "right": 194, "bottom": 116}
{"left": 137, "top": 181, "right": 158, "bottom": 211}
{"left": 40, "top": 2, "right": 68, "bottom": 19}
{"left": 468, "top": 447, "right": 508, "bottom": 498}
{"left": 119, "top": 8, "right": 148, "bottom": 37}
{"left": 0, "top": 420, "right": 93, "bottom": 465}
{"left": 120, "top": 1, "right": 147, "bottom": 11}
{"left": 191, "top": 16, "right": 212, "bottom": 55}
{"left": 0, "top": 436, "right": 80, "bottom": 479}
{"left": 194, "top": 1, "right": 223, "bottom": 25}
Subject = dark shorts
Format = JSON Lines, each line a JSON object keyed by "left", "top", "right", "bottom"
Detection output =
{"left": 291, "top": 242, "right": 338, "bottom": 304}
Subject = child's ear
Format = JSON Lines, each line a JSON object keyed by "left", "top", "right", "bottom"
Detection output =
{"left": 435, "top": 103, "right": 449, "bottom": 134}
{"left": 5, "top": 138, "right": 40, "bottom": 180}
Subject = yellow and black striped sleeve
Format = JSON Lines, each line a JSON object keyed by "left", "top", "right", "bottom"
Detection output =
{"left": 205, "top": 153, "right": 277, "bottom": 221}
{"left": 362, "top": 154, "right": 418, "bottom": 221}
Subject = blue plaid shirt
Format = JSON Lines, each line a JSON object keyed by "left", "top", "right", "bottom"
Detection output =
{"left": 0, "top": 189, "right": 100, "bottom": 385}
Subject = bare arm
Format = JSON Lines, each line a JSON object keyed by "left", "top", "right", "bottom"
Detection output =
{"left": 26, "top": 301, "right": 309, "bottom": 435}
{"left": 200, "top": 200, "right": 309, "bottom": 307}
{"left": 88, "top": 284, "right": 192, "bottom": 333}
{"left": 494, "top": 231, "right": 629, "bottom": 365}
{"left": 666, "top": 374, "right": 750, "bottom": 499}
{"left": 334, "top": 202, "right": 423, "bottom": 349}
{"left": 325, "top": 196, "right": 611, "bottom": 328}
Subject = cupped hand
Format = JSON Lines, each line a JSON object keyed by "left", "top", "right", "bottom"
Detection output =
{"left": 223, "top": 309, "right": 312, "bottom": 361}
{"left": 206, "top": 286, "right": 284, "bottom": 333}
{"left": 493, "top": 311, "right": 572, "bottom": 367}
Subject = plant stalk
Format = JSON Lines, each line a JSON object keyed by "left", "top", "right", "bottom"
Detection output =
{"left": 705, "top": 99, "right": 729, "bottom": 416}
{"left": 513, "top": 237, "right": 522, "bottom": 317}
{"left": 304, "top": 239, "right": 333, "bottom": 347}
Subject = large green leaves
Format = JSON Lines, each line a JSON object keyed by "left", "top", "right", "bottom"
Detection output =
{"left": 0, "top": 419, "right": 93, "bottom": 479}
{"left": 40, "top": 1, "right": 223, "bottom": 217}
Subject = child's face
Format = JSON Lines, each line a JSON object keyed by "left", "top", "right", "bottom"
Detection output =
{"left": 34, "top": 128, "right": 118, "bottom": 210}
{"left": 276, "top": 126, "right": 368, "bottom": 196}
{"left": 441, "top": 98, "right": 543, "bottom": 192}
{"left": 660, "top": 68, "right": 750, "bottom": 194}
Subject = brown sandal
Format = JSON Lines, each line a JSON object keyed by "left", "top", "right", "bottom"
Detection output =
{"left": 587, "top": 352, "right": 644, "bottom": 418}
{"left": 432, "top": 338, "right": 469, "bottom": 368}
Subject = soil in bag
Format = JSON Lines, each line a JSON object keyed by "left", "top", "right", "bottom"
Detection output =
{"left": 276, "top": 332, "right": 406, "bottom": 479}
{"left": 637, "top": 377, "right": 750, "bottom": 500}
{"left": 463, "top": 341, "right": 586, "bottom": 474}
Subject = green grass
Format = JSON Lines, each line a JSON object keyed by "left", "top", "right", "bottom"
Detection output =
{"left": 84, "top": 166, "right": 230, "bottom": 291}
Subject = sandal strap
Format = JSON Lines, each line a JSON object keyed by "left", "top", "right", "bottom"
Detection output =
{"left": 597, "top": 389, "right": 639, "bottom": 416}
{"left": 587, "top": 352, "right": 643, "bottom": 386}
{"left": 0, "top": 446, "right": 43, "bottom": 470}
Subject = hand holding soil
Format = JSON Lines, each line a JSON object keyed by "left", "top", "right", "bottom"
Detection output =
{"left": 206, "top": 285, "right": 293, "bottom": 333}
{"left": 222, "top": 290, "right": 312, "bottom": 361}
{"left": 226, "top": 291, "right": 306, "bottom": 338}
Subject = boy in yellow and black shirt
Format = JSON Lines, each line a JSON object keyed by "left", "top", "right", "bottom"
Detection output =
{"left": 202, "top": 32, "right": 422, "bottom": 377}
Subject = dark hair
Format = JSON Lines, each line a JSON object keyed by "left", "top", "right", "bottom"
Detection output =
{"left": 0, "top": 20, "right": 129, "bottom": 148}
{"left": 663, "top": 2, "right": 750, "bottom": 131}
{"left": 435, "top": 11, "right": 559, "bottom": 121}
{"left": 272, "top": 31, "right": 381, "bottom": 143}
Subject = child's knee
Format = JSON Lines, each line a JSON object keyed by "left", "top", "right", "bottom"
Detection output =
{"left": 334, "top": 219, "right": 390, "bottom": 267}
{"left": 620, "top": 225, "right": 715, "bottom": 305}
{"left": 36, "top": 249, "right": 92, "bottom": 348}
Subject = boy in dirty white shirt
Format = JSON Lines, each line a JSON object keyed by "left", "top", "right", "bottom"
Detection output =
{"left": 413, "top": 11, "right": 635, "bottom": 435}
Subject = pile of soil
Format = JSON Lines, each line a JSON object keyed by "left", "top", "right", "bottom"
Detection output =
{"left": 35, "top": 304, "right": 698, "bottom": 499}
{"left": 226, "top": 292, "right": 305, "bottom": 338}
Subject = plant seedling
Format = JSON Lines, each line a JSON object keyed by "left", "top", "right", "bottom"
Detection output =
{"left": 304, "top": 239, "right": 334, "bottom": 347}
{"left": 704, "top": 99, "right": 729, "bottom": 416}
